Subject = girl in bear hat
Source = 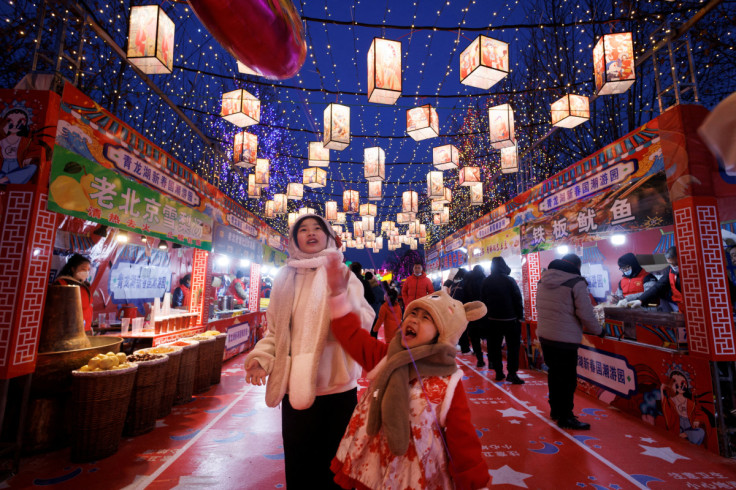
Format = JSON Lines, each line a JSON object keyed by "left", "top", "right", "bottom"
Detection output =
{"left": 324, "top": 253, "right": 490, "bottom": 490}
{"left": 244, "top": 214, "right": 376, "bottom": 489}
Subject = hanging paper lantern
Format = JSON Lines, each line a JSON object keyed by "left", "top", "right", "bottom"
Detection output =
{"left": 551, "top": 94, "right": 590, "bottom": 128}
{"left": 459, "top": 35, "right": 509, "bottom": 90}
{"left": 233, "top": 131, "right": 258, "bottom": 168}
{"left": 410, "top": 238, "right": 418, "bottom": 251}
{"left": 127, "top": 5, "right": 175, "bottom": 75}
{"left": 324, "top": 103, "right": 350, "bottom": 150}
{"left": 288, "top": 212, "right": 298, "bottom": 228}
{"left": 458, "top": 166, "right": 481, "bottom": 186}
{"left": 353, "top": 222, "right": 364, "bottom": 238}
{"left": 376, "top": 236, "right": 384, "bottom": 248}
{"left": 332, "top": 225, "right": 343, "bottom": 235}
{"left": 367, "top": 38, "right": 402, "bottom": 105}
{"left": 408, "top": 220, "right": 421, "bottom": 237}
{"left": 287, "top": 183, "right": 303, "bottom": 200}
{"left": 419, "top": 224, "right": 427, "bottom": 239}
{"left": 368, "top": 181, "right": 382, "bottom": 201}
{"left": 364, "top": 227, "right": 376, "bottom": 240}
{"left": 488, "top": 103, "right": 515, "bottom": 149}
{"left": 381, "top": 220, "right": 395, "bottom": 232}
{"left": 303, "top": 167, "right": 327, "bottom": 188}
{"left": 237, "top": 60, "right": 260, "bottom": 76}
{"left": 247, "top": 174, "right": 261, "bottom": 198}
{"left": 430, "top": 201, "right": 445, "bottom": 214}
{"left": 469, "top": 182, "right": 483, "bottom": 206}
{"left": 325, "top": 200, "right": 338, "bottom": 221}
{"left": 593, "top": 32, "right": 635, "bottom": 96}
{"left": 336, "top": 212, "right": 347, "bottom": 225}
{"left": 264, "top": 200, "right": 275, "bottom": 219}
{"left": 402, "top": 191, "right": 418, "bottom": 214}
{"left": 427, "top": 171, "right": 444, "bottom": 200}
{"left": 397, "top": 212, "right": 414, "bottom": 225}
{"left": 434, "top": 187, "right": 452, "bottom": 205}
{"left": 273, "top": 193, "right": 288, "bottom": 214}
{"left": 406, "top": 105, "right": 439, "bottom": 141}
{"left": 359, "top": 203, "right": 377, "bottom": 217}
{"left": 501, "top": 145, "right": 519, "bottom": 174}
{"left": 432, "top": 144, "right": 459, "bottom": 171}
{"left": 363, "top": 147, "right": 386, "bottom": 181}
{"left": 254, "top": 158, "right": 270, "bottom": 187}
{"left": 343, "top": 189, "right": 359, "bottom": 213}
{"left": 221, "top": 89, "right": 260, "bottom": 127}
{"left": 308, "top": 141, "right": 330, "bottom": 167}
{"left": 298, "top": 206, "right": 316, "bottom": 216}
{"left": 433, "top": 206, "right": 450, "bottom": 225}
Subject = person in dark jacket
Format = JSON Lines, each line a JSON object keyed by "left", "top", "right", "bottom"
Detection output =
{"left": 172, "top": 273, "right": 192, "bottom": 308}
{"left": 631, "top": 247, "right": 682, "bottom": 312}
{"left": 481, "top": 257, "right": 524, "bottom": 383}
{"left": 350, "top": 262, "right": 375, "bottom": 305}
{"left": 449, "top": 269, "right": 470, "bottom": 353}
{"left": 464, "top": 265, "right": 489, "bottom": 367}
{"left": 614, "top": 253, "right": 656, "bottom": 305}
{"left": 536, "top": 253, "right": 603, "bottom": 430}
{"left": 365, "top": 271, "right": 385, "bottom": 334}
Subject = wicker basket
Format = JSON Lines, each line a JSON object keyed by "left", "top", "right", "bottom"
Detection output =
{"left": 124, "top": 355, "right": 169, "bottom": 436}
{"left": 70, "top": 363, "right": 138, "bottom": 463}
{"left": 187, "top": 335, "right": 216, "bottom": 394}
{"left": 167, "top": 339, "right": 199, "bottom": 405}
{"left": 135, "top": 346, "right": 183, "bottom": 418}
{"left": 209, "top": 333, "right": 228, "bottom": 385}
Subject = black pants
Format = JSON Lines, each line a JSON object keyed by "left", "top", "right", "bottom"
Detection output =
{"left": 282, "top": 388, "right": 357, "bottom": 489}
{"left": 468, "top": 319, "right": 489, "bottom": 364}
{"left": 540, "top": 338, "right": 579, "bottom": 418}
{"left": 488, "top": 320, "right": 521, "bottom": 375}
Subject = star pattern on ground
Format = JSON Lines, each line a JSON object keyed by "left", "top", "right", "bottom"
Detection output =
{"left": 639, "top": 445, "right": 690, "bottom": 463}
{"left": 488, "top": 465, "right": 533, "bottom": 488}
{"left": 498, "top": 407, "right": 528, "bottom": 418}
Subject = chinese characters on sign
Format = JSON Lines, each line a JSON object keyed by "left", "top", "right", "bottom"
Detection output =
{"left": 539, "top": 161, "right": 636, "bottom": 212}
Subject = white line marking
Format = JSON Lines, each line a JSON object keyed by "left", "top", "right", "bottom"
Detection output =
{"left": 458, "top": 357, "right": 648, "bottom": 490}
{"left": 132, "top": 384, "right": 256, "bottom": 489}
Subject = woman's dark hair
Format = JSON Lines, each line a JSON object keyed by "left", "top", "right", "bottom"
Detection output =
{"left": 665, "top": 246, "right": 677, "bottom": 260}
{"left": 57, "top": 254, "right": 91, "bottom": 279}
{"left": 561, "top": 253, "right": 582, "bottom": 270}
{"left": 364, "top": 271, "right": 374, "bottom": 280}
{"left": 292, "top": 215, "right": 331, "bottom": 246}
{"left": 235, "top": 270, "right": 245, "bottom": 279}
{"left": 385, "top": 287, "right": 398, "bottom": 307}
{"left": 180, "top": 273, "right": 191, "bottom": 285}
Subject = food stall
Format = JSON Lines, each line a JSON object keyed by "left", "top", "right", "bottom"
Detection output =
{"left": 426, "top": 105, "right": 736, "bottom": 456}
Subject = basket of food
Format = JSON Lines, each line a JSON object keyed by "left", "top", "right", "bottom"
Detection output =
{"left": 70, "top": 353, "right": 137, "bottom": 462}
{"left": 123, "top": 353, "right": 169, "bottom": 436}
{"left": 136, "top": 345, "right": 183, "bottom": 418}
{"left": 166, "top": 339, "right": 199, "bottom": 405}
{"left": 202, "top": 330, "right": 228, "bottom": 385}
{"left": 186, "top": 335, "right": 216, "bottom": 394}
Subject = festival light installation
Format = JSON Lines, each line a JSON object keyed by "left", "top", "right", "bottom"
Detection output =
{"left": 593, "top": 32, "right": 636, "bottom": 95}
{"left": 303, "top": 167, "right": 327, "bottom": 188}
{"left": 500, "top": 145, "right": 519, "bottom": 174}
{"left": 233, "top": 131, "right": 257, "bottom": 168}
{"left": 247, "top": 174, "right": 261, "bottom": 198}
{"left": 323, "top": 103, "right": 350, "bottom": 150}
{"left": 459, "top": 35, "right": 509, "bottom": 90}
{"left": 127, "top": 5, "right": 175, "bottom": 75}
{"left": 287, "top": 182, "right": 303, "bottom": 200}
{"left": 469, "top": 182, "right": 483, "bottom": 205}
{"left": 367, "top": 38, "right": 402, "bottom": 104}
{"left": 273, "top": 193, "right": 287, "bottom": 214}
{"left": 221, "top": 88, "right": 261, "bottom": 127}
{"left": 363, "top": 147, "right": 386, "bottom": 181}
{"left": 343, "top": 189, "right": 359, "bottom": 213}
{"left": 254, "top": 158, "right": 269, "bottom": 187}
{"left": 402, "top": 190, "right": 418, "bottom": 214}
{"left": 433, "top": 144, "right": 459, "bottom": 171}
{"left": 325, "top": 200, "right": 338, "bottom": 221}
{"left": 551, "top": 94, "right": 590, "bottom": 128}
{"left": 406, "top": 105, "right": 439, "bottom": 141}
{"left": 264, "top": 200, "right": 275, "bottom": 219}
{"left": 308, "top": 141, "right": 330, "bottom": 167}
{"left": 488, "top": 103, "right": 515, "bottom": 149}
{"left": 427, "top": 170, "right": 444, "bottom": 200}
{"left": 458, "top": 166, "right": 481, "bottom": 186}
{"left": 368, "top": 181, "right": 382, "bottom": 201}
{"left": 359, "top": 203, "right": 377, "bottom": 217}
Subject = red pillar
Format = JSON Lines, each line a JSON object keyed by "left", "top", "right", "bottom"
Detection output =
{"left": 189, "top": 249, "right": 209, "bottom": 326}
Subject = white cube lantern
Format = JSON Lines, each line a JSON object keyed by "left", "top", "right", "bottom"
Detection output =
{"left": 273, "top": 193, "right": 288, "bottom": 215}
{"left": 354, "top": 222, "right": 364, "bottom": 238}
{"left": 402, "top": 191, "right": 418, "bottom": 214}
{"left": 233, "top": 131, "right": 257, "bottom": 168}
{"left": 255, "top": 158, "right": 270, "bottom": 187}
{"left": 381, "top": 220, "right": 395, "bottom": 232}
{"left": 336, "top": 212, "right": 347, "bottom": 225}
{"left": 376, "top": 236, "right": 384, "bottom": 248}
{"left": 367, "top": 38, "right": 402, "bottom": 105}
{"left": 469, "top": 182, "right": 483, "bottom": 206}
{"left": 458, "top": 166, "right": 481, "bottom": 186}
{"left": 368, "top": 181, "right": 382, "bottom": 201}
{"left": 264, "top": 200, "right": 275, "bottom": 219}
{"left": 488, "top": 103, "right": 515, "bottom": 149}
{"left": 432, "top": 144, "right": 459, "bottom": 171}
{"left": 362, "top": 216, "right": 375, "bottom": 232}
{"left": 325, "top": 200, "right": 338, "bottom": 221}
{"left": 323, "top": 103, "right": 350, "bottom": 151}
{"left": 551, "top": 94, "right": 590, "bottom": 129}
{"left": 343, "top": 189, "right": 359, "bottom": 214}
{"left": 308, "top": 141, "right": 330, "bottom": 167}
{"left": 397, "top": 212, "right": 414, "bottom": 225}
{"left": 593, "top": 32, "right": 635, "bottom": 96}
{"left": 298, "top": 206, "right": 316, "bottom": 216}
{"left": 459, "top": 35, "right": 509, "bottom": 90}
{"left": 406, "top": 105, "right": 439, "bottom": 141}
{"left": 303, "top": 167, "right": 327, "bottom": 188}
{"left": 127, "top": 5, "right": 175, "bottom": 75}
{"left": 408, "top": 220, "right": 421, "bottom": 237}
{"left": 419, "top": 224, "right": 427, "bottom": 239}
{"left": 287, "top": 212, "right": 299, "bottom": 228}
{"left": 427, "top": 171, "right": 444, "bottom": 200}
{"left": 363, "top": 147, "right": 386, "bottom": 181}
{"left": 221, "top": 89, "right": 260, "bottom": 127}
{"left": 500, "top": 145, "right": 518, "bottom": 174}
{"left": 435, "top": 187, "right": 452, "bottom": 205}
{"left": 359, "top": 203, "right": 377, "bottom": 217}
{"left": 247, "top": 174, "right": 261, "bottom": 198}
{"left": 287, "top": 183, "right": 303, "bottom": 200}
{"left": 430, "top": 200, "right": 445, "bottom": 214}
{"left": 237, "top": 60, "right": 260, "bottom": 77}
{"left": 410, "top": 238, "right": 418, "bottom": 251}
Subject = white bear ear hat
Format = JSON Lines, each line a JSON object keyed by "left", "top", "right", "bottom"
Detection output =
{"left": 403, "top": 290, "right": 487, "bottom": 348}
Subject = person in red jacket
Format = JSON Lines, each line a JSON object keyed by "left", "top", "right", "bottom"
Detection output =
{"left": 400, "top": 262, "right": 434, "bottom": 307}
{"left": 371, "top": 288, "right": 402, "bottom": 341}
{"left": 325, "top": 253, "right": 490, "bottom": 490}
{"left": 227, "top": 270, "right": 248, "bottom": 306}
{"left": 53, "top": 254, "right": 94, "bottom": 332}
{"left": 614, "top": 253, "right": 656, "bottom": 305}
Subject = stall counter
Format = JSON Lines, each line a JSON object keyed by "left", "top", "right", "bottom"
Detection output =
{"left": 207, "top": 310, "right": 266, "bottom": 361}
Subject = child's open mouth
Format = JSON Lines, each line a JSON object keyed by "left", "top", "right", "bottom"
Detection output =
{"left": 404, "top": 326, "right": 417, "bottom": 339}
{"left": 307, "top": 238, "right": 318, "bottom": 244}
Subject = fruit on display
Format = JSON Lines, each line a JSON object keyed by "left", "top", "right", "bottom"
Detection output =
{"left": 203, "top": 330, "right": 222, "bottom": 336}
{"left": 50, "top": 175, "right": 91, "bottom": 212}
{"left": 127, "top": 353, "right": 164, "bottom": 363}
{"left": 140, "top": 346, "right": 178, "bottom": 355}
{"left": 78, "top": 352, "right": 130, "bottom": 372}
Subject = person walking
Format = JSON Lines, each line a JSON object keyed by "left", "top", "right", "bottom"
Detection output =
{"left": 463, "top": 265, "right": 489, "bottom": 368}
{"left": 400, "top": 262, "right": 433, "bottom": 307}
{"left": 350, "top": 262, "right": 375, "bottom": 306}
{"left": 536, "top": 253, "right": 603, "bottom": 430}
{"left": 482, "top": 257, "right": 524, "bottom": 383}
{"left": 448, "top": 268, "right": 470, "bottom": 353}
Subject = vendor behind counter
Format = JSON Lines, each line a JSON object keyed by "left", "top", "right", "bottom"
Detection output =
{"left": 630, "top": 246, "right": 682, "bottom": 312}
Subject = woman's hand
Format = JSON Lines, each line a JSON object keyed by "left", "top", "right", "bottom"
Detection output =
{"left": 326, "top": 252, "right": 350, "bottom": 297}
{"left": 245, "top": 359, "right": 267, "bottom": 385}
